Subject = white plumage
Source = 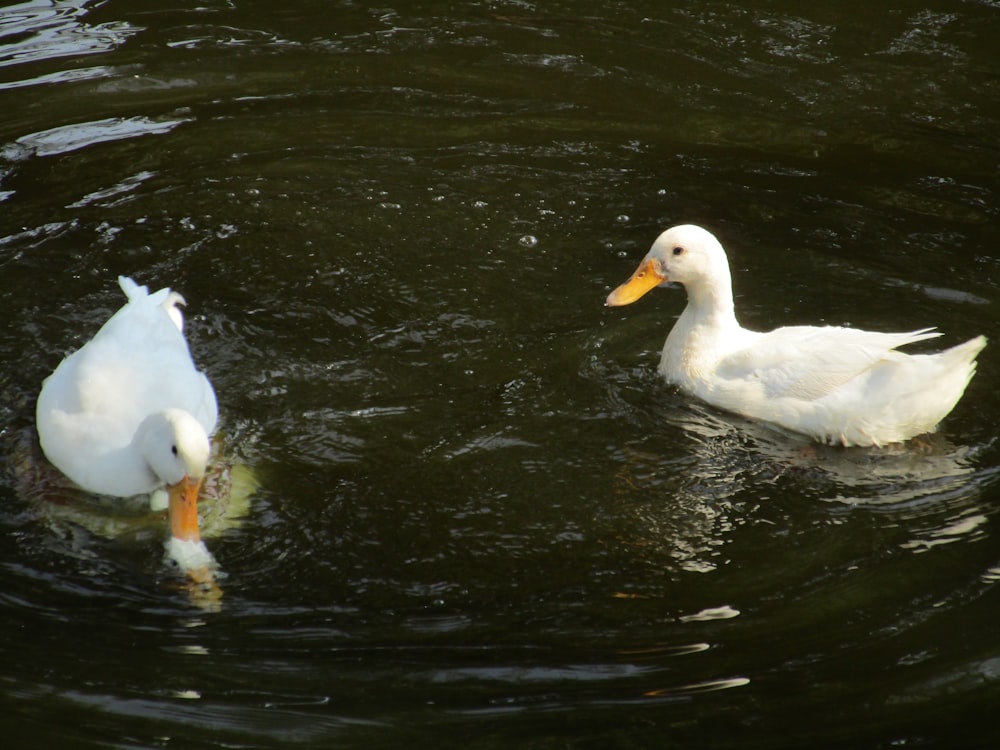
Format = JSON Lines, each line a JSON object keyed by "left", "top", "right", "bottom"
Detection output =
{"left": 607, "top": 225, "right": 985, "bottom": 446}
{"left": 36, "top": 276, "right": 218, "bottom": 555}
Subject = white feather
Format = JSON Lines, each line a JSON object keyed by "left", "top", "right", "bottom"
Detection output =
{"left": 608, "top": 225, "right": 986, "bottom": 446}
{"left": 36, "top": 276, "right": 219, "bottom": 568}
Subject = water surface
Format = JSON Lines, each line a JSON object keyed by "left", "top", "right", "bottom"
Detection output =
{"left": 2, "top": 1, "right": 1000, "bottom": 748}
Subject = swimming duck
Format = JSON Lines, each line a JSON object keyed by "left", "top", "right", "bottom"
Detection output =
{"left": 606, "top": 225, "right": 986, "bottom": 447}
{"left": 36, "top": 276, "right": 218, "bottom": 568}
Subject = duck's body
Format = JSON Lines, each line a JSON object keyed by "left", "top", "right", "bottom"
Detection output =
{"left": 36, "top": 277, "right": 217, "bottom": 554}
{"left": 607, "top": 225, "right": 985, "bottom": 447}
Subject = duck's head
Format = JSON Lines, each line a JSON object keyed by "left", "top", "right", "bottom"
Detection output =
{"left": 139, "top": 409, "right": 211, "bottom": 543}
{"left": 606, "top": 224, "right": 730, "bottom": 306}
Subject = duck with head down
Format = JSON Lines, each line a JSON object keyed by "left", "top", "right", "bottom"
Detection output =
{"left": 36, "top": 276, "right": 218, "bottom": 572}
{"left": 606, "top": 224, "right": 986, "bottom": 447}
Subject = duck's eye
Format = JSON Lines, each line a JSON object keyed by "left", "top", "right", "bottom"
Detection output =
{"left": 171, "top": 444, "right": 178, "bottom": 457}
{"left": 672, "top": 246, "right": 684, "bottom": 256}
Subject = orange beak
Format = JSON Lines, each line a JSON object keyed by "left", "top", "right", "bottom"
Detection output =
{"left": 605, "top": 258, "right": 665, "bottom": 307}
{"left": 168, "top": 476, "right": 203, "bottom": 543}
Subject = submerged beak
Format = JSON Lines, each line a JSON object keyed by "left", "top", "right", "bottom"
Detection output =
{"left": 605, "top": 258, "right": 666, "bottom": 307}
{"left": 168, "top": 476, "right": 203, "bottom": 543}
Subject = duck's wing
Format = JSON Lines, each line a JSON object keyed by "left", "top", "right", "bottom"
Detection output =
{"left": 716, "top": 326, "right": 941, "bottom": 402}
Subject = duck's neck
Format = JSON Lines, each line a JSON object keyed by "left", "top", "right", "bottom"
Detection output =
{"left": 660, "top": 276, "right": 743, "bottom": 384}
{"left": 682, "top": 267, "right": 740, "bottom": 331}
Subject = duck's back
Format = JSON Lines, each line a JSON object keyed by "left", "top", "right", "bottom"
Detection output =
{"left": 665, "top": 321, "right": 984, "bottom": 446}
{"left": 36, "top": 278, "right": 217, "bottom": 495}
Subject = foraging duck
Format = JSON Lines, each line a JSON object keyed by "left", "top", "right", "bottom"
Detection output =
{"left": 36, "top": 276, "right": 218, "bottom": 568}
{"left": 606, "top": 225, "right": 986, "bottom": 447}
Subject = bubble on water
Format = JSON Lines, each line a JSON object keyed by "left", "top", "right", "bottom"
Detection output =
{"left": 472, "top": 200, "right": 488, "bottom": 209}
{"left": 519, "top": 234, "right": 538, "bottom": 248}
{"left": 616, "top": 214, "right": 630, "bottom": 223}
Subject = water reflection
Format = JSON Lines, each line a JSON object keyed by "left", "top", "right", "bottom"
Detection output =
{"left": 5, "top": 422, "right": 255, "bottom": 611}
{"left": 11, "top": 115, "right": 191, "bottom": 158}
{"left": 0, "top": 0, "right": 136, "bottom": 70}
{"left": 0, "top": 64, "right": 112, "bottom": 91}
{"left": 599, "top": 373, "right": 994, "bottom": 576}
{"left": 67, "top": 169, "right": 157, "bottom": 209}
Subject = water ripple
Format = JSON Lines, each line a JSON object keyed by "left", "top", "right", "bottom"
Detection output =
{"left": 0, "top": 0, "right": 137, "bottom": 70}
{"left": 11, "top": 115, "right": 191, "bottom": 158}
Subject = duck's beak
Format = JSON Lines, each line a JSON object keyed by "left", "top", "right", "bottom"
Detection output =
{"left": 168, "top": 476, "right": 203, "bottom": 543}
{"left": 606, "top": 259, "right": 665, "bottom": 307}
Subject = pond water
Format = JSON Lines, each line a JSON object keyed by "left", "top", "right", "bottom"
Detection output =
{"left": 2, "top": 1, "right": 1000, "bottom": 748}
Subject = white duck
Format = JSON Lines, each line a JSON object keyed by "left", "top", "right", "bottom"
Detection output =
{"left": 36, "top": 276, "right": 218, "bottom": 568}
{"left": 606, "top": 225, "right": 986, "bottom": 447}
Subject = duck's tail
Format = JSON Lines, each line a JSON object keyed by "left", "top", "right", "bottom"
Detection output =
{"left": 118, "top": 276, "right": 185, "bottom": 332}
{"left": 901, "top": 334, "right": 986, "bottom": 440}
{"left": 941, "top": 334, "right": 986, "bottom": 392}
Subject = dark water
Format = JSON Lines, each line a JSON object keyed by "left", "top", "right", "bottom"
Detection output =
{"left": 2, "top": 1, "right": 1000, "bottom": 747}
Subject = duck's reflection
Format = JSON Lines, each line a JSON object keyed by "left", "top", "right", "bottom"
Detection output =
{"left": 9, "top": 425, "right": 256, "bottom": 611}
{"left": 607, "top": 397, "right": 987, "bottom": 571}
